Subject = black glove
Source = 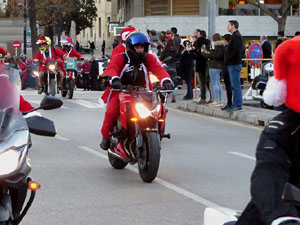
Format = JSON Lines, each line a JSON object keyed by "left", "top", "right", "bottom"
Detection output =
{"left": 162, "top": 80, "right": 174, "bottom": 90}
{"left": 111, "top": 77, "right": 121, "bottom": 89}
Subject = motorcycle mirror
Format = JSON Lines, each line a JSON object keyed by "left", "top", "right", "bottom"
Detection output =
{"left": 39, "top": 96, "right": 63, "bottom": 110}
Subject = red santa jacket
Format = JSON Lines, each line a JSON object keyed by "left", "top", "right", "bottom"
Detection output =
{"left": 33, "top": 47, "right": 65, "bottom": 72}
{"left": 79, "top": 62, "right": 91, "bottom": 73}
{"left": 20, "top": 95, "right": 34, "bottom": 112}
{"left": 0, "top": 47, "right": 7, "bottom": 57}
{"left": 19, "top": 59, "right": 30, "bottom": 71}
{"left": 110, "top": 44, "right": 126, "bottom": 60}
{"left": 100, "top": 52, "right": 171, "bottom": 104}
{"left": 65, "top": 49, "right": 82, "bottom": 59}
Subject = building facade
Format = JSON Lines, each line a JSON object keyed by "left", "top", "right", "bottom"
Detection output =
{"left": 111, "top": 0, "right": 300, "bottom": 37}
{"left": 76, "top": 0, "right": 114, "bottom": 53}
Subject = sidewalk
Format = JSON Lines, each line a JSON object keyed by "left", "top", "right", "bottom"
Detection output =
{"left": 170, "top": 86, "right": 280, "bottom": 127}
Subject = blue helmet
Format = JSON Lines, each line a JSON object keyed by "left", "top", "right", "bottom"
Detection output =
{"left": 126, "top": 32, "right": 150, "bottom": 54}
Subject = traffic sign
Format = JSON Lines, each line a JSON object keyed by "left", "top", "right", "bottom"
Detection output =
{"left": 248, "top": 42, "right": 263, "bottom": 66}
{"left": 12, "top": 40, "right": 21, "bottom": 49}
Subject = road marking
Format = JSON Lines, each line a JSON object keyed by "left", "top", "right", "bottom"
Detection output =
{"left": 29, "top": 100, "right": 68, "bottom": 109}
{"left": 55, "top": 135, "right": 70, "bottom": 141}
{"left": 70, "top": 99, "right": 101, "bottom": 108}
{"left": 79, "top": 145, "right": 220, "bottom": 208}
{"left": 227, "top": 151, "right": 255, "bottom": 161}
{"left": 169, "top": 108, "right": 263, "bottom": 131}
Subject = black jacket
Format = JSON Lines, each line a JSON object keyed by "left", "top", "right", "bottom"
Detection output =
{"left": 261, "top": 40, "right": 272, "bottom": 59}
{"left": 193, "top": 37, "right": 211, "bottom": 73}
{"left": 179, "top": 50, "right": 194, "bottom": 80}
{"left": 201, "top": 41, "right": 224, "bottom": 70}
{"left": 224, "top": 30, "right": 243, "bottom": 65}
{"left": 236, "top": 109, "right": 300, "bottom": 225}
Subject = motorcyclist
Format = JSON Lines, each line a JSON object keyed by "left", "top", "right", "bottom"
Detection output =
{"left": 33, "top": 36, "right": 66, "bottom": 94}
{"left": 236, "top": 35, "right": 300, "bottom": 225}
{"left": 0, "top": 46, "right": 10, "bottom": 59}
{"left": 99, "top": 32, "right": 174, "bottom": 150}
{"left": 60, "top": 37, "right": 83, "bottom": 59}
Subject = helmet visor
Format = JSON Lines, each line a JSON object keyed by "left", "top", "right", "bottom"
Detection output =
{"left": 129, "top": 34, "right": 150, "bottom": 45}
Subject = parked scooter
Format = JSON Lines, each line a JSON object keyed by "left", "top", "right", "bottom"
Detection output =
{"left": 0, "top": 65, "right": 63, "bottom": 224}
{"left": 203, "top": 183, "right": 300, "bottom": 225}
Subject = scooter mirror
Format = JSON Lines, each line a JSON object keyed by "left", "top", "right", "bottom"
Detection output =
{"left": 39, "top": 96, "right": 63, "bottom": 110}
{"left": 263, "top": 63, "right": 274, "bottom": 73}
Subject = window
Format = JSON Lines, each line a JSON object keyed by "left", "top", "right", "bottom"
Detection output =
{"left": 107, "top": 17, "right": 111, "bottom": 37}
{"left": 172, "top": 0, "right": 199, "bottom": 15}
{"left": 98, "top": 17, "right": 101, "bottom": 37}
{"left": 90, "top": 27, "right": 93, "bottom": 37}
{"left": 144, "top": 0, "right": 170, "bottom": 16}
{"left": 83, "top": 29, "right": 85, "bottom": 38}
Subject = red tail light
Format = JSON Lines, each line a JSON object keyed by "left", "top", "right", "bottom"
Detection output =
{"left": 68, "top": 72, "right": 73, "bottom": 78}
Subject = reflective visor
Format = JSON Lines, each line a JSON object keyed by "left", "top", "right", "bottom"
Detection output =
{"left": 129, "top": 34, "right": 150, "bottom": 45}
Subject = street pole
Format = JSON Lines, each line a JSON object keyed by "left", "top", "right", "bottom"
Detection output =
{"left": 23, "top": 0, "right": 27, "bottom": 55}
{"left": 208, "top": 0, "right": 216, "bottom": 42}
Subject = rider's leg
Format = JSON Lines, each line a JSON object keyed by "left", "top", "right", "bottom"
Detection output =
{"left": 57, "top": 70, "right": 64, "bottom": 89}
{"left": 100, "top": 92, "right": 120, "bottom": 150}
{"left": 38, "top": 71, "right": 45, "bottom": 94}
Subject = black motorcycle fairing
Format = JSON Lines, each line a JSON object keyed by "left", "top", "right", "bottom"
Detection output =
{"left": 0, "top": 194, "right": 13, "bottom": 222}
{"left": 26, "top": 116, "right": 56, "bottom": 137}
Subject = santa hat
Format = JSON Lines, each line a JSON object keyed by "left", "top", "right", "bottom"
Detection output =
{"left": 61, "top": 37, "right": 73, "bottom": 46}
{"left": 263, "top": 36, "right": 300, "bottom": 113}
{"left": 120, "top": 27, "right": 136, "bottom": 44}
{"left": 36, "top": 36, "right": 48, "bottom": 44}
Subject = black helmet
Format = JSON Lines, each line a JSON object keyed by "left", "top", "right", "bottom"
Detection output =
{"left": 126, "top": 32, "right": 150, "bottom": 54}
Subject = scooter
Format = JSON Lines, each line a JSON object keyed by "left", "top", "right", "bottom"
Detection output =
{"left": 0, "top": 65, "right": 63, "bottom": 224}
{"left": 203, "top": 183, "right": 300, "bottom": 225}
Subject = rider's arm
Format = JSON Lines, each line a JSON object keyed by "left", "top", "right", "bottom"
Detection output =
{"left": 72, "top": 49, "right": 82, "bottom": 59}
{"left": 103, "top": 53, "right": 125, "bottom": 79}
{"left": 145, "top": 53, "right": 171, "bottom": 85}
{"left": 20, "top": 95, "right": 35, "bottom": 112}
{"left": 250, "top": 111, "right": 299, "bottom": 224}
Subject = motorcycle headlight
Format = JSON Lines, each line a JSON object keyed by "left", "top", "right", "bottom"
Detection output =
{"left": 33, "top": 71, "right": 39, "bottom": 77}
{"left": 0, "top": 149, "right": 21, "bottom": 175}
{"left": 135, "top": 103, "right": 161, "bottom": 119}
{"left": 48, "top": 64, "right": 56, "bottom": 71}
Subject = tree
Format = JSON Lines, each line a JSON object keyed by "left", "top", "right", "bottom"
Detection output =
{"left": 247, "top": 0, "right": 295, "bottom": 33}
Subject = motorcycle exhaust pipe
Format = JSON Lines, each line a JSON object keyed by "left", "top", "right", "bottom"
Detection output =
{"left": 108, "top": 149, "right": 129, "bottom": 162}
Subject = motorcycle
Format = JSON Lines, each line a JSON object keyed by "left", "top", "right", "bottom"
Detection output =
{"left": 251, "top": 63, "right": 274, "bottom": 109}
{"left": 40, "top": 59, "right": 60, "bottom": 96}
{"left": 106, "top": 77, "right": 171, "bottom": 183}
{"left": 203, "top": 183, "right": 300, "bottom": 225}
{"left": 61, "top": 58, "right": 78, "bottom": 99}
{"left": 0, "top": 65, "right": 63, "bottom": 224}
{"left": 21, "top": 62, "right": 39, "bottom": 90}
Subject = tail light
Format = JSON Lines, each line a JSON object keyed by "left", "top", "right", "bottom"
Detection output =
{"left": 68, "top": 72, "right": 73, "bottom": 79}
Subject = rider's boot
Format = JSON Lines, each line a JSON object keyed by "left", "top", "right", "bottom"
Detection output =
{"left": 38, "top": 86, "right": 44, "bottom": 94}
{"left": 100, "top": 138, "right": 110, "bottom": 151}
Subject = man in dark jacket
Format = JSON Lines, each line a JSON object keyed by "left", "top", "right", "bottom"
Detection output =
{"left": 224, "top": 20, "right": 244, "bottom": 112}
{"left": 260, "top": 35, "right": 272, "bottom": 74}
{"left": 193, "top": 29, "right": 211, "bottom": 104}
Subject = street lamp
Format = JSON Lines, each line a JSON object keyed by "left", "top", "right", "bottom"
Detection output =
{"left": 23, "top": 0, "right": 27, "bottom": 55}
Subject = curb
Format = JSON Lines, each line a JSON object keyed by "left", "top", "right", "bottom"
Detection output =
{"left": 178, "top": 101, "right": 280, "bottom": 127}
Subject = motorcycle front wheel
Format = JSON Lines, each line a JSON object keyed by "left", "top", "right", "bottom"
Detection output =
{"left": 67, "top": 79, "right": 74, "bottom": 99}
{"left": 49, "top": 79, "right": 56, "bottom": 96}
{"left": 138, "top": 131, "right": 161, "bottom": 183}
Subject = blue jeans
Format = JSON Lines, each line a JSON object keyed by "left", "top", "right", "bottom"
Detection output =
{"left": 227, "top": 64, "right": 242, "bottom": 109}
{"left": 185, "top": 79, "right": 193, "bottom": 99}
{"left": 209, "top": 68, "right": 222, "bottom": 102}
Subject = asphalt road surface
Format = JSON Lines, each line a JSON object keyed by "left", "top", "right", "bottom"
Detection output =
{"left": 20, "top": 89, "right": 262, "bottom": 225}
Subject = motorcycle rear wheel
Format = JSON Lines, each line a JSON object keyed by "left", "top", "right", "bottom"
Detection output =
{"left": 138, "top": 131, "right": 161, "bottom": 183}
{"left": 108, "top": 153, "right": 128, "bottom": 169}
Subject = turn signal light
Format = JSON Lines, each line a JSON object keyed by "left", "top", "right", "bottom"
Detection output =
{"left": 130, "top": 117, "right": 138, "bottom": 122}
{"left": 158, "top": 118, "right": 164, "bottom": 122}
{"left": 28, "top": 181, "right": 41, "bottom": 191}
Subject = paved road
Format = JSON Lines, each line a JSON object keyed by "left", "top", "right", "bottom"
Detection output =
{"left": 21, "top": 89, "right": 262, "bottom": 225}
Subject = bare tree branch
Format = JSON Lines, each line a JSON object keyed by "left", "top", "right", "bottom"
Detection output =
{"left": 248, "top": 0, "right": 280, "bottom": 22}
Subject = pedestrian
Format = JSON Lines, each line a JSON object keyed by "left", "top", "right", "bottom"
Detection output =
{"left": 148, "top": 29, "right": 159, "bottom": 54}
{"left": 201, "top": 33, "right": 224, "bottom": 107}
{"left": 79, "top": 57, "right": 91, "bottom": 91}
{"left": 274, "top": 31, "right": 285, "bottom": 52}
{"left": 221, "top": 34, "right": 233, "bottom": 111}
{"left": 194, "top": 30, "right": 212, "bottom": 104}
{"left": 180, "top": 40, "right": 194, "bottom": 100}
{"left": 101, "top": 40, "right": 106, "bottom": 58}
{"left": 89, "top": 57, "right": 99, "bottom": 90}
{"left": 75, "top": 40, "right": 80, "bottom": 52}
{"left": 224, "top": 20, "right": 244, "bottom": 112}
{"left": 88, "top": 41, "right": 96, "bottom": 56}
{"left": 236, "top": 35, "right": 300, "bottom": 225}
{"left": 260, "top": 34, "right": 272, "bottom": 72}
{"left": 160, "top": 39, "right": 179, "bottom": 102}
{"left": 295, "top": 31, "right": 300, "bottom": 36}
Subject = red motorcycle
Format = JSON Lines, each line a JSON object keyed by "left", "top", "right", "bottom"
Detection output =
{"left": 107, "top": 84, "right": 171, "bottom": 183}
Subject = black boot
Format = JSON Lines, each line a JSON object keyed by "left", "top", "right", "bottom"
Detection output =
{"left": 100, "top": 138, "right": 110, "bottom": 150}
{"left": 38, "top": 87, "right": 44, "bottom": 94}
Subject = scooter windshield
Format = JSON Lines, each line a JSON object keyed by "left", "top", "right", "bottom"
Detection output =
{"left": 0, "top": 65, "right": 24, "bottom": 141}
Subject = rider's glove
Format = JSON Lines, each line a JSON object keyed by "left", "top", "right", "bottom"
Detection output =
{"left": 162, "top": 80, "right": 174, "bottom": 90}
{"left": 271, "top": 217, "right": 300, "bottom": 225}
{"left": 111, "top": 77, "right": 121, "bottom": 89}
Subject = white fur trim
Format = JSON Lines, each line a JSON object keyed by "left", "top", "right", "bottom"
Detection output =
{"left": 98, "top": 98, "right": 107, "bottom": 108}
{"left": 263, "top": 76, "right": 287, "bottom": 107}
{"left": 109, "top": 76, "right": 120, "bottom": 85}
{"left": 161, "top": 78, "right": 173, "bottom": 85}
{"left": 271, "top": 216, "right": 300, "bottom": 225}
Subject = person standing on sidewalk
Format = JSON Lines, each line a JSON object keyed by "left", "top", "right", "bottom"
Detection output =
{"left": 260, "top": 34, "right": 272, "bottom": 72}
{"left": 224, "top": 20, "right": 244, "bottom": 112}
{"left": 221, "top": 34, "right": 232, "bottom": 110}
{"left": 101, "top": 40, "right": 106, "bottom": 58}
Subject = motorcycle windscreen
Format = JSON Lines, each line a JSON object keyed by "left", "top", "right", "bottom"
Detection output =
{"left": 0, "top": 65, "right": 27, "bottom": 141}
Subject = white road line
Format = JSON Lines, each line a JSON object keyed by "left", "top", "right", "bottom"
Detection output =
{"left": 70, "top": 99, "right": 101, "bottom": 108}
{"left": 227, "top": 151, "right": 255, "bottom": 161}
{"left": 55, "top": 135, "right": 70, "bottom": 141}
{"left": 79, "top": 145, "right": 220, "bottom": 208}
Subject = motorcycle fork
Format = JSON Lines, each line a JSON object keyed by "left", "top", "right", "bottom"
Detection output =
{"left": 47, "top": 71, "right": 50, "bottom": 94}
